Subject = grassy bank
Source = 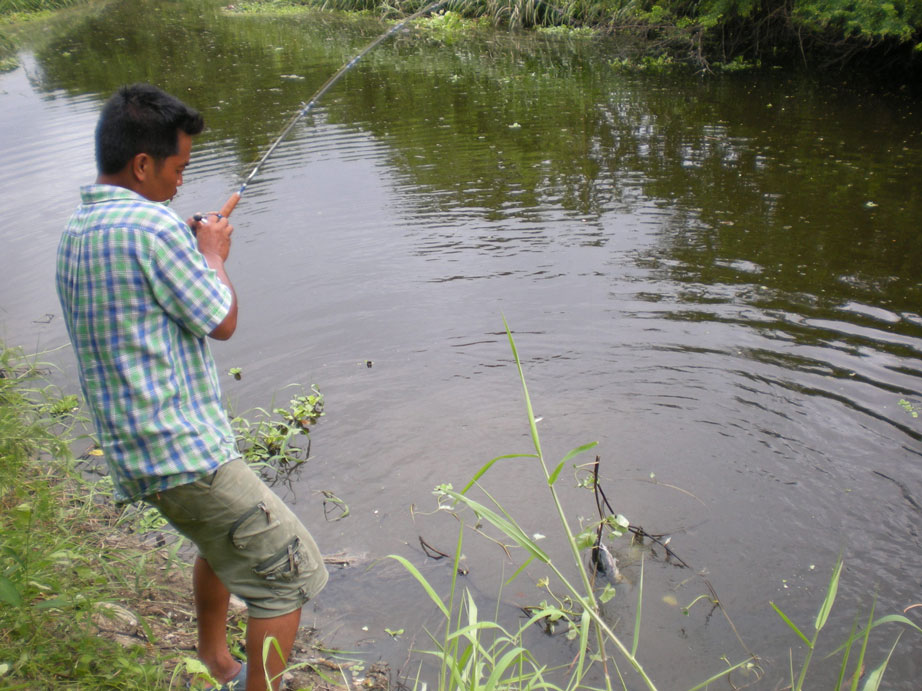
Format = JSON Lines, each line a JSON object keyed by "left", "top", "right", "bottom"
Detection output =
{"left": 234, "top": 0, "right": 922, "bottom": 78}
{"left": 0, "top": 344, "right": 172, "bottom": 688}
{"left": 0, "top": 0, "right": 95, "bottom": 70}
{"left": 0, "top": 343, "right": 336, "bottom": 690}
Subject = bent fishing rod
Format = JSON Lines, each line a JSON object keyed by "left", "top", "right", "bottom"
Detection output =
{"left": 212, "top": 0, "right": 446, "bottom": 220}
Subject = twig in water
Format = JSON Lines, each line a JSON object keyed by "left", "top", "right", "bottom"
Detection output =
{"left": 418, "top": 536, "right": 450, "bottom": 560}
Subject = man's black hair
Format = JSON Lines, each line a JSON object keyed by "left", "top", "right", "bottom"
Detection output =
{"left": 95, "top": 83, "right": 204, "bottom": 175}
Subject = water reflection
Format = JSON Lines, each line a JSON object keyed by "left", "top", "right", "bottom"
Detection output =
{"left": 5, "top": 0, "right": 922, "bottom": 687}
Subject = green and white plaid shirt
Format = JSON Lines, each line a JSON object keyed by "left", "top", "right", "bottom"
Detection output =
{"left": 56, "top": 184, "right": 238, "bottom": 503}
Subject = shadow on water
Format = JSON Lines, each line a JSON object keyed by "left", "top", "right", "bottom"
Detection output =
{"left": 6, "top": 0, "right": 922, "bottom": 687}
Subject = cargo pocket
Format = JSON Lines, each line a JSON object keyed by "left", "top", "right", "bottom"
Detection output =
{"left": 253, "top": 537, "right": 303, "bottom": 583}
{"left": 228, "top": 502, "right": 280, "bottom": 550}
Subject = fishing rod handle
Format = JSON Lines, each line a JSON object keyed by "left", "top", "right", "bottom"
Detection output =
{"left": 219, "top": 192, "right": 241, "bottom": 219}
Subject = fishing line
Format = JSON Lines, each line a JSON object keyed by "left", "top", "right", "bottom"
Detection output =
{"left": 215, "top": 0, "right": 446, "bottom": 219}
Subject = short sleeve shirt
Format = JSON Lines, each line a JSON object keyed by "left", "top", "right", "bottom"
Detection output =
{"left": 56, "top": 184, "right": 239, "bottom": 503}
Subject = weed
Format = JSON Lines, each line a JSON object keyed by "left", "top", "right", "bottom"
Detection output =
{"left": 0, "top": 342, "right": 173, "bottom": 689}
{"left": 231, "top": 385, "right": 324, "bottom": 471}
{"left": 390, "top": 322, "right": 922, "bottom": 690}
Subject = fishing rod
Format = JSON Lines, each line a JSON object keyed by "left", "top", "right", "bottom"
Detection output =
{"left": 213, "top": 0, "right": 447, "bottom": 220}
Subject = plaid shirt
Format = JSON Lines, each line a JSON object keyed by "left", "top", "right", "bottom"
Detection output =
{"left": 56, "top": 184, "right": 238, "bottom": 503}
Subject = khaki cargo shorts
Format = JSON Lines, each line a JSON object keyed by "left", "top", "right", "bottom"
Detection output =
{"left": 146, "top": 459, "right": 328, "bottom": 618}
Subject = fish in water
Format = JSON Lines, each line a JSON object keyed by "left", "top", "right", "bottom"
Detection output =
{"left": 591, "top": 542, "right": 621, "bottom": 586}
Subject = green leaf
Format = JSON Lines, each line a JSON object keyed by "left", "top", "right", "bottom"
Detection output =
{"left": 549, "top": 442, "right": 599, "bottom": 485}
{"left": 559, "top": 441, "right": 599, "bottom": 465}
{"left": 548, "top": 459, "right": 566, "bottom": 486}
{"left": 685, "top": 658, "right": 756, "bottom": 691}
{"left": 440, "top": 488, "right": 550, "bottom": 563}
{"left": 0, "top": 576, "right": 22, "bottom": 607}
{"left": 387, "top": 555, "right": 449, "bottom": 617}
{"left": 574, "top": 526, "right": 595, "bottom": 550}
{"left": 861, "top": 631, "right": 903, "bottom": 691}
{"left": 815, "top": 557, "right": 843, "bottom": 632}
{"left": 771, "top": 601, "right": 812, "bottom": 648}
{"left": 600, "top": 583, "right": 617, "bottom": 604}
{"left": 632, "top": 553, "right": 644, "bottom": 656}
{"left": 460, "top": 453, "right": 536, "bottom": 495}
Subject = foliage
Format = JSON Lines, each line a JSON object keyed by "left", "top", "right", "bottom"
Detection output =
{"left": 0, "top": 341, "right": 334, "bottom": 688}
{"left": 392, "top": 323, "right": 754, "bottom": 690}
{"left": 0, "top": 0, "right": 86, "bottom": 16}
{"left": 0, "top": 345, "right": 74, "bottom": 485}
{"left": 770, "top": 556, "right": 922, "bottom": 691}
{"left": 392, "top": 323, "right": 922, "bottom": 690}
{"left": 239, "top": 0, "right": 922, "bottom": 71}
{"left": 231, "top": 385, "right": 324, "bottom": 469}
{"left": 0, "top": 342, "right": 173, "bottom": 689}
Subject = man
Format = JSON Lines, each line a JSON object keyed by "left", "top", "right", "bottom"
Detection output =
{"left": 56, "top": 83, "right": 327, "bottom": 691}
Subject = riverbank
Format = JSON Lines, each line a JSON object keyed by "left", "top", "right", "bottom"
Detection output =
{"left": 0, "top": 0, "right": 100, "bottom": 70}
{"left": 230, "top": 0, "right": 922, "bottom": 85}
{"left": 0, "top": 344, "right": 362, "bottom": 689}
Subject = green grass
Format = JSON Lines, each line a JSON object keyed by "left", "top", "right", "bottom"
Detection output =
{"left": 389, "top": 320, "right": 922, "bottom": 690}
{"left": 0, "top": 0, "right": 97, "bottom": 72}
{"left": 0, "top": 0, "right": 85, "bottom": 15}
{"left": 0, "top": 343, "right": 179, "bottom": 689}
{"left": 0, "top": 341, "right": 336, "bottom": 689}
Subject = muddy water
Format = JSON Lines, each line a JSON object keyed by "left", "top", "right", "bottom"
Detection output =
{"left": 2, "top": 0, "right": 921, "bottom": 686}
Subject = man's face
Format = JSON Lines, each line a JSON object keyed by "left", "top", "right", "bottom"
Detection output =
{"left": 142, "top": 130, "right": 192, "bottom": 203}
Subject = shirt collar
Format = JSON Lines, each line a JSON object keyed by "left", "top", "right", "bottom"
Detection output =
{"left": 80, "top": 184, "right": 150, "bottom": 205}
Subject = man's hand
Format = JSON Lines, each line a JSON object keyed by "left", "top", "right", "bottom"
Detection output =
{"left": 187, "top": 212, "right": 238, "bottom": 340}
{"left": 190, "top": 212, "right": 233, "bottom": 263}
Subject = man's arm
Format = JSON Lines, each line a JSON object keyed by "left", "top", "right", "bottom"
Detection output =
{"left": 193, "top": 214, "right": 238, "bottom": 340}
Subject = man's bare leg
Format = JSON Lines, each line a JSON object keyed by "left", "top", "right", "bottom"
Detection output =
{"left": 193, "top": 556, "right": 243, "bottom": 683}
{"left": 245, "top": 608, "right": 302, "bottom": 691}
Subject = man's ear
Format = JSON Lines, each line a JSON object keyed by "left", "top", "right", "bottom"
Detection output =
{"left": 130, "top": 152, "right": 154, "bottom": 183}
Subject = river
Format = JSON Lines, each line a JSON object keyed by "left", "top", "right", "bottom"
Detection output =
{"left": 1, "top": 0, "right": 920, "bottom": 687}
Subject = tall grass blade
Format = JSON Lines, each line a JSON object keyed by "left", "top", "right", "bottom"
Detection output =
{"left": 462, "top": 453, "right": 537, "bottom": 494}
{"left": 684, "top": 657, "right": 755, "bottom": 691}
{"left": 827, "top": 613, "right": 922, "bottom": 657}
{"left": 548, "top": 459, "right": 567, "bottom": 486}
{"left": 502, "top": 315, "right": 542, "bottom": 458}
{"left": 548, "top": 441, "right": 598, "bottom": 486}
{"left": 815, "top": 556, "right": 843, "bottom": 631}
{"left": 631, "top": 553, "right": 644, "bottom": 657}
{"left": 849, "top": 598, "right": 876, "bottom": 691}
{"left": 770, "top": 601, "right": 812, "bottom": 648}
{"left": 484, "top": 646, "right": 529, "bottom": 691}
{"left": 568, "top": 609, "right": 591, "bottom": 691}
{"left": 440, "top": 487, "right": 551, "bottom": 562}
{"left": 834, "top": 616, "right": 859, "bottom": 690}
{"left": 387, "top": 555, "right": 449, "bottom": 617}
{"left": 861, "top": 631, "right": 903, "bottom": 691}
{"left": 503, "top": 555, "right": 535, "bottom": 587}
{"left": 445, "top": 523, "right": 465, "bottom": 691}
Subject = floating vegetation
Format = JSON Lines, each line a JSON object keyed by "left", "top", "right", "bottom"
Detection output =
{"left": 231, "top": 385, "right": 324, "bottom": 472}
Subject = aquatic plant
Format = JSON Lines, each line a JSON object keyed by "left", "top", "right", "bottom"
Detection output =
{"left": 230, "top": 385, "right": 325, "bottom": 470}
{"left": 388, "top": 323, "right": 922, "bottom": 690}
